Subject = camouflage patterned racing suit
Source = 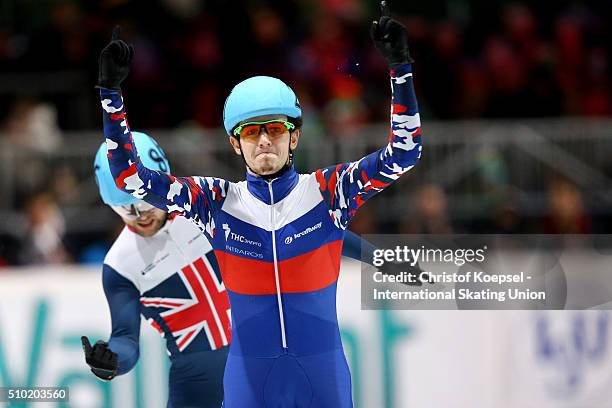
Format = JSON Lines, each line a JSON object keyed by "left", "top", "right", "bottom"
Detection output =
{"left": 99, "top": 63, "right": 422, "bottom": 407}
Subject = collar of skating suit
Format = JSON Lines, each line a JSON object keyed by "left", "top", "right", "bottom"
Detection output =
{"left": 246, "top": 164, "right": 299, "bottom": 205}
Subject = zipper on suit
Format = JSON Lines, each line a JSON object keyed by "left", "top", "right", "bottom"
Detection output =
{"left": 268, "top": 179, "right": 288, "bottom": 350}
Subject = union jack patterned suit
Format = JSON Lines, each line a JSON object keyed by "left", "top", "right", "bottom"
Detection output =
{"left": 100, "top": 63, "right": 422, "bottom": 407}
{"left": 103, "top": 214, "right": 229, "bottom": 407}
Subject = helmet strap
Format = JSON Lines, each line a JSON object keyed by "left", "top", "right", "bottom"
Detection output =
{"left": 238, "top": 133, "right": 294, "bottom": 180}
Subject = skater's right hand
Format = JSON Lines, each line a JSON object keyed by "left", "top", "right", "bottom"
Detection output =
{"left": 81, "top": 336, "right": 118, "bottom": 381}
{"left": 97, "top": 26, "right": 134, "bottom": 90}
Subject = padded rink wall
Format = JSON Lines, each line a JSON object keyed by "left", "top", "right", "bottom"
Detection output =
{"left": 0, "top": 260, "right": 611, "bottom": 408}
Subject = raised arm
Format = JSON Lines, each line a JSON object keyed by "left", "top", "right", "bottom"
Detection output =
{"left": 316, "top": 3, "right": 421, "bottom": 229}
{"left": 97, "top": 27, "right": 226, "bottom": 238}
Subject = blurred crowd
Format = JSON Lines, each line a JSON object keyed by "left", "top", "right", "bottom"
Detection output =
{"left": 0, "top": 0, "right": 610, "bottom": 266}
{"left": 0, "top": 0, "right": 610, "bottom": 131}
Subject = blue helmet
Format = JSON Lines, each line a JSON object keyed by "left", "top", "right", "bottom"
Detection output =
{"left": 94, "top": 131, "right": 170, "bottom": 206}
{"left": 223, "top": 76, "right": 302, "bottom": 135}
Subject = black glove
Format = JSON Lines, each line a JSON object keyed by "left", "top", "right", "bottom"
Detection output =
{"left": 81, "top": 336, "right": 118, "bottom": 381}
{"left": 378, "top": 260, "right": 426, "bottom": 286}
{"left": 370, "top": 1, "right": 414, "bottom": 66}
{"left": 97, "top": 26, "right": 134, "bottom": 90}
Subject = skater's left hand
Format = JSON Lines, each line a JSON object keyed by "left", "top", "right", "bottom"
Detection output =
{"left": 370, "top": 1, "right": 414, "bottom": 66}
{"left": 81, "top": 336, "right": 118, "bottom": 381}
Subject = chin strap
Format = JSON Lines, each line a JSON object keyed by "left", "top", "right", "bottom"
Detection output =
{"left": 238, "top": 134, "right": 294, "bottom": 180}
{"left": 259, "top": 153, "right": 292, "bottom": 180}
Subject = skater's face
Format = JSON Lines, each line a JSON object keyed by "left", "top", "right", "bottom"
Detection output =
{"left": 119, "top": 206, "right": 168, "bottom": 237}
{"left": 229, "top": 114, "right": 300, "bottom": 176}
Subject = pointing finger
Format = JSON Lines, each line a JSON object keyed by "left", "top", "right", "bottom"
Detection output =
{"left": 380, "top": 1, "right": 391, "bottom": 17}
{"left": 81, "top": 336, "right": 93, "bottom": 355}
{"left": 111, "top": 25, "right": 121, "bottom": 41}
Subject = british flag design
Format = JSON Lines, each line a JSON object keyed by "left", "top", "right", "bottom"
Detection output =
{"left": 141, "top": 257, "right": 231, "bottom": 351}
{"left": 104, "top": 215, "right": 230, "bottom": 356}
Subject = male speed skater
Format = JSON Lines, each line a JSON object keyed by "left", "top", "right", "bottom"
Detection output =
{"left": 81, "top": 132, "right": 389, "bottom": 407}
{"left": 81, "top": 132, "right": 229, "bottom": 408}
{"left": 95, "top": 2, "right": 422, "bottom": 406}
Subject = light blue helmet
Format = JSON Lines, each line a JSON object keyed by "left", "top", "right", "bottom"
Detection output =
{"left": 94, "top": 131, "right": 170, "bottom": 206}
{"left": 223, "top": 76, "right": 302, "bottom": 135}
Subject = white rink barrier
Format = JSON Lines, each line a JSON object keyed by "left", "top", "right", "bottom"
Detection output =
{"left": 0, "top": 261, "right": 611, "bottom": 408}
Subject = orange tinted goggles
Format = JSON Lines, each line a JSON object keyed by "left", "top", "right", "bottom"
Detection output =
{"left": 233, "top": 119, "right": 295, "bottom": 139}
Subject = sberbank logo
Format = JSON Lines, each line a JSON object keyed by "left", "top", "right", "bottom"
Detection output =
{"left": 0, "top": 298, "right": 413, "bottom": 408}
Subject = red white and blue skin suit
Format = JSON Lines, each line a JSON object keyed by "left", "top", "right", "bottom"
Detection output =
{"left": 100, "top": 62, "right": 422, "bottom": 407}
